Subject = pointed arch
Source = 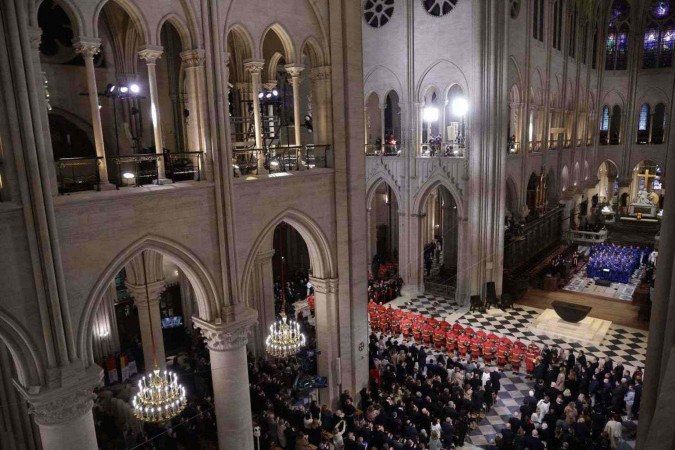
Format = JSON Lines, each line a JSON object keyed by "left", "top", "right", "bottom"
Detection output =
{"left": 77, "top": 235, "right": 220, "bottom": 365}
{"left": 226, "top": 23, "right": 255, "bottom": 60}
{"left": 93, "top": 0, "right": 150, "bottom": 45}
{"left": 240, "top": 208, "right": 336, "bottom": 308}
{"left": 156, "top": 12, "right": 193, "bottom": 50}
{"left": 415, "top": 59, "right": 470, "bottom": 101}
{"left": 300, "top": 35, "right": 325, "bottom": 68}
{"left": 36, "top": 0, "right": 85, "bottom": 37}
{"left": 412, "top": 174, "right": 465, "bottom": 220}
{"left": 366, "top": 175, "right": 402, "bottom": 210}
{"left": 0, "top": 310, "right": 45, "bottom": 387}
{"left": 260, "top": 22, "right": 297, "bottom": 64}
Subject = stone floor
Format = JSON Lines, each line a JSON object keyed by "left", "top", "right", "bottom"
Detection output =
{"left": 386, "top": 293, "right": 646, "bottom": 448}
{"left": 563, "top": 263, "right": 645, "bottom": 301}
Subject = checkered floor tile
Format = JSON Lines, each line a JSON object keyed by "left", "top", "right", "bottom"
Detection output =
{"left": 563, "top": 263, "right": 645, "bottom": 301}
{"left": 456, "top": 306, "right": 648, "bottom": 371}
{"left": 396, "top": 294, "right": 461, "bottom": 319}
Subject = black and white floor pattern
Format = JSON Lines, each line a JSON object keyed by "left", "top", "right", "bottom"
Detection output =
{"left": 396, "top": 293, "right": 462, "bottom": 318}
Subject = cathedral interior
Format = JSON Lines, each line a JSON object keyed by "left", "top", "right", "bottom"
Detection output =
{"left": 1, "top": 0, "right": 674, "bottom": 449}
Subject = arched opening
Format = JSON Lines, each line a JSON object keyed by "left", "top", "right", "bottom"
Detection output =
{"left": 505, "top": 177, "right": 520, "bottom": 218}
{"left": 421, "top": 185, "right": 459, "bottom": 291}
{"left": 365, "top": 92, "right": 381, "bottom": 150}
{"left": 628, "top": 160, "right": 665, "bottom": 216}
{"left": 508, "top": 84, "right": 521, "bottom": 152}
{"left": 384, "top": 91, "right": 401, "bottom": 154}
{"left": 652, "top": 102, "right": 667, "bottom": 144}
{"left": 605, "top": 0, "right": 630, "bottom": 71}
{"left": 422, "top": 87, "right": 440, "bottom": 144}
{"left": 444, "top": 84, "right": 467, "bottom": 148}
{"left": 600, "top": 105, "right": 610, "bottom": 144}
{"left": 157, "top": 21, "right": 186, "bottom": 153}
{"left": 573, "top": 161, "right": 581, "bottom": 187}
{"left": 593, "top": 160, "right": 619, "bottom": 214}
{"left": 526, "top": 172, "right": 539, "bottom": 213}
{"left": 637, "top": 103, "right": 651, "bottom": 144}
{"left": 610, "top": 104, "right": 622, "bottom": 144}
{"left": 561, "top": 166, "right": 570, "bottom": 193}
{"left": 546, "top": 168, "right": 558, "bottom": 205}
{"left": 227, "top": 26, "right": 254, "bottom": 149}
{"left": 368, "top": 180, "right": 400, "bottom": 268}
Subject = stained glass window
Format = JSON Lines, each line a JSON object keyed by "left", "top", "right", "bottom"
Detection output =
{"left": 643, "top": 1, "right": 675, "bottom": 68}
{"left": 600, "top": 106, "right": 609, "bottom": 131}
{"left": 606, "top": 0, "right": 630, "bottom": 70}
{"left": 638, "top": 104, "right": 650, "bottom": 131}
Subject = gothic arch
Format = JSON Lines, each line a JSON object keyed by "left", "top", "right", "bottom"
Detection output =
{"left": 48, "top": 107, "right": 94, "bottom": 144}
{"left": 412, "top": 174, "right": 465, "bottom": 220}
{"left": 77, "top": 235, "right": 220, "bottom": 365}
{"left": 366, "top": 175, "right": 402, "bottom": 210}
{"left": 240, "top": 208, "right": 336, "bottom": 308}
{"left": 260, "top": 23, "right": 297, "bottom": 64}
{"left": 636, "top": 87, "right": 670, "bottom": 111}
{"left": 364, "top": 65, "right": 404, "bottom": 102}
{"left": 508, "top": 56, "right": 523, "bottom": 95}
{"left": 35, "top": 0, "right": 85, "bottom": 37}
{"left": 0, "top": 310, "right": 45, "bottom": 387}
{"left": 300, "top": 36, "right": 325, "bottom": 68}
{"left": 93, "top": 0, "right": 151, "bottom": 45}
{"left": 156, "top": 12, "right": 193, "bottom": 50}
{"left": 227, "top": 23, "right": 255, "bottom": 60}
{"left": 415, "top": 59, "right": 470, "bottom": 102}
{"left": 601, "top": 89, "right": 626, "bottom": 110}
{"left": 505, "top": 177, "right": 520, "bottom": 215}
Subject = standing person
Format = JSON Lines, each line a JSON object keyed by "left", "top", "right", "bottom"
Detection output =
{"left": 623, "top": 384, "right": 635, "bottom": 420}
{"left": 603, "top": 414, "right": 623, "bottom": 449}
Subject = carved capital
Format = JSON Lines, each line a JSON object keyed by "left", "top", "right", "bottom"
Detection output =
{"left": 308, "top": 277, "right": 339, "bottom": 295}
{"left": 18, "top": 366, "right": 101, "bottom": 426}
{"left": 243, "top": 59, "right": 265, "bottom": 75}
{"left": 309, "top": 66, "right": 331, "bottom": 81}
{"left": 255, "top": 249, "right": 276, "bottom": 263}
{"left": 73, "top": 37, "right": 102, "bottom": 59}
{"left": 284, "top": 63, "right": 305, "bottom": 78}
{"left": 126, "top": 280, "right": 166, "bottom": 304}
{"left": 193, "top": 308, "right": 258, "bottom": 352}
{"left": 180, "top": 49, "right": 205, "bottom": 68}
{"left": 138, "top": 45, "right": 164, "bottom": 64}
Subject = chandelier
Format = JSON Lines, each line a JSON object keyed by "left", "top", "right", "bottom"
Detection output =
{"left": 265, "top": 226, "right": 306, "bottom": 358}
{"left": 132, "top": 369, "right": 186, "bottom": 422}
{"left": 265, "top": 315, "right": 306, "bottom": 358}
{"left": 131, "top": 252, "right": 187, "bottom": 422}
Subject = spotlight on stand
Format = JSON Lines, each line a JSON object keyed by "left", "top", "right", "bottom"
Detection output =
{"left": 422, "top": 106, "right": 439, "bottom": 123}
{"left": 119, "top": 85, "right": 129, "bottom": 94}
{"left": 129, "top": 83, "right": 140, "bottom": 94}
{"left": 451, "top": 97, "right": 469, "bottom": 117}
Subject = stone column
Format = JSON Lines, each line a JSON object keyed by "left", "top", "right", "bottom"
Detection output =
{"left": 309, "top": 66, "right": 331, "bottom": 145}
{"left": 0, "top": 344, "right": 39, "bottom": 450}
{"left": 180, "top": 49, "right": 210, "bottom": 180}
{"left": 126, "top": 281, "right": 166, "bottom": 371}
{"left": 309, "top": 277, "right": 340, "bottom": 407}
{"left": 285, "top": 64, "right": 305, "bottom": 146}
{"left": 178, "top": 270, "right": 195, "bottom": 330}
{"left": 92, "top": 282, "right": 121, "bottom": 363}
{"left": 20, "top": 367, "right": 101, "bottom": 450}
{"left": 244, "top": 59, "right": 265, "bottom": 154}
{"left": 380, "top": 104, "right": 386, "bottom": 152}
{"left": 138, "top": 46, "right": 170, "bottom": 184}
{"left": 250, "top": 249, "right": 276, "bottom": 356}
{"left": 193, "top": 309, "right": 257, "bottom": 450}
{"left": 364, "top": 106, "right": 369, "bottom": 146}
{"left": 73, "top": 38, "right": 113, "bottom": 189}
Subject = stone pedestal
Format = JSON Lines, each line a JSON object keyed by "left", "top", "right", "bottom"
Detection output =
{"left": 529, "top": 309, "right": 611, "bottom": 346}
{"left": 194, "top": 308, "right": 257, "bottom": 450}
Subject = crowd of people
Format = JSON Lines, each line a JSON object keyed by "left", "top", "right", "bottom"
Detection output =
{"left": 586, "top": 244, "right": 650, "bottom": 284}
{"left": 369, "top": 258, "right": 404, "bottom": 304}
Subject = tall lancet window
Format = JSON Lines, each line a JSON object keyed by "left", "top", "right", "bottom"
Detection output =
{"left": 606, "top": 0, "right": 630, "bottom": 70}
{"left": 637, "top": 104, "right": 650, "bottom": 144}
{"left": 643, "top": 1, "right": 675, "bottom": 68}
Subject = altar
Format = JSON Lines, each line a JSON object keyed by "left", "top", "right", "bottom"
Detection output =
{"left": 627, "top": 167, "right": 661, "bottom": 218}
{"left": 529, "top": 307, "right": 611, "bottom": 346}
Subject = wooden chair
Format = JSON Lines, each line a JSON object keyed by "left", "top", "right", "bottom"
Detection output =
{"left": 485, "top": 282, "right": 498, "bottom": 309}
{"left": 470, "top": 295, "right": 485, "bottom": 313}
{"left": 500, "top": 293, "right": 513, "bottom": 310}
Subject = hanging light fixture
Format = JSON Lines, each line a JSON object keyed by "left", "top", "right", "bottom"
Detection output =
{"left": 131, "top": 252, "right": 187, "bottom": 422}
{"left": 265, "top": 227, "right": 306, "bottom": 358}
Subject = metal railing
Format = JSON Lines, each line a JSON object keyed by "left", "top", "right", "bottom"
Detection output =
{"left": 365, "top": 144, "right": 400, "bottom": 156}
{"left": 164, "top": 151, "right": 204, "bottom": 182}
{"left": 233, "top": 145, "right": 332, "bottom": 177}
{"left": 55, "top": 156, "right": 103, "bottom": 194}
{"left": 563, "top": 139, "right": 572, "bottom": 148}
{"left": 109, "top": 153, "right": 161, "bottom": 187}
{"left": 507, "top": 141, "right": 520, "bottom": 154}
{"left": 419, "top": 141, "right": 465, "bottom": 158}
{"left": 528, "top": 140, "right": 542, "bottom": 153}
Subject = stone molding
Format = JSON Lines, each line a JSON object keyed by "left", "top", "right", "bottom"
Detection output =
{"left": 138, "top": 46, "right": 164, "bottom": 64}
{"left": 180, "top": 49, "right": 205, "bottom": 68}
{"left": 309, "top": 66, "right": 331, "bottom": 81}
{"left": 255, "top": 249, "right": 276, "bottom": 263}
{"left": 126, "top": 280, "right": 166, "bottom": 304}
{"left": 243, "top": 59, "right": 265, "bottom": 74}
{"left": 308, "top": 277, "right": 339, "bottom": 295}
{"left": 73, "top": 37, "right": 101, "bottom": 58}
{"left": 18, "top": 365, "right": 101, "bottom": 426}
{"left": 193, "top": 308, "right": 258, "bottom": 352}
{"left": 284, "top": 63, "right": 305, "bottom": 78}
{"left": 28, "top": 27, "right": 42, "bottom": 51}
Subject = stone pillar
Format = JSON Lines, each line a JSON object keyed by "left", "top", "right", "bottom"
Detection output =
{"left": 250, "top": 249, "right": 276, "bottom": 356}
{"left": 244, "top": 59, "right": 265, "bottom": 154}
{"left": 380, "top": 104, "right": 386, "bottom": 152}
{"left": 20, "top": 367, "right": 101, "bottom": 450}
{"left": 285, "top": 64, "right": 305, "bottom": 146}
{"left": 126, "top": 281, "right": 166, "bottom": 371}
{"left": 0, "top": 344, "right": 39, "bottom": 450}
{"left": 178, "top": 270, "right": 195, "bottom": 330}
{"left": 309, "top": 66, "right": 331, "bottom": 145}
{"left": 180, "top": 49, "right": 210, "bottom": 180}
{"left": 309, "top": 277, "right": 341, "bottom": 407}
{"left": 92, "top": 282, "right": 121, "bottom": 363}
{"left": 138, "top": 46, "right": 170, "bottom": 184}
{"left": 73, "top": 38, "right": 113, "bottom": 189}
{"left": 193, "top": 310, "right": 257, "bottom": 450}
{"left": 364, "top": 106, "right": 369, "bottom": 146}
